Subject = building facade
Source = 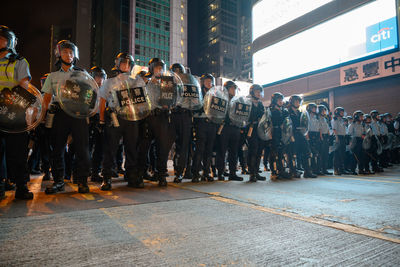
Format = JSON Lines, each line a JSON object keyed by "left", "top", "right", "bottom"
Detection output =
{"left": 252, "top": 0, "right": 400, "bottom": 115}
{"left": 91, "top": 0, "right": 187, "bottom": 72}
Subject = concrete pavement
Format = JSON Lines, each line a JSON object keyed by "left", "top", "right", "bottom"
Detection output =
{"left": 0, "top": 165, "right": 399, "bottom": 266}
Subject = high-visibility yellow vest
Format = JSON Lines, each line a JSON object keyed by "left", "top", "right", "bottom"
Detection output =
{"left": 0, "top": 60, "right": 18, "bottom": 91}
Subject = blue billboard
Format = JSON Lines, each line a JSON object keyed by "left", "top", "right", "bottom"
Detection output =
{"left": 366, "top": 17, "right": 398, "bottom": 53}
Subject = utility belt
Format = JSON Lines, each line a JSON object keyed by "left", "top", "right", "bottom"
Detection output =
{"left": 194, "top": 117, "right": 213, "bottom": 124}
{"left": 171, "top": 106, "right": 192, "bottom": 115}
{"left": 150, "top": 108, "right": 170, "bottom": 116}
{"left": 309, "top": 131, "right": 320, "bottom": 140}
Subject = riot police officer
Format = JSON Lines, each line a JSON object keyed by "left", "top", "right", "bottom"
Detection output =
{"left": 317, "top": 105, "right": 332, "bottom": 175}
{"left": 348, "top": 110, "right": 365, "bottom": 175}
{"left": 89, "top": 66, "right": 107, "bottom": 182}
{"left": 247, "top": 84, "right": 265, "bottom": 182}
{"left": 288, "top": 95, "right": 317, "bottom": 178}
{"left": 144, "top": 58, "right": 175, "bottom": 186}
{"left": 216, "top": 81, "right": 243, "bottom": 181}
{"left": 331, "top": 107, "right": 348, "bottom": 175}
{"left": 307, "top": 103, "right": 321, "bottom": 175}
{"left": 169, "top": 63, "right": 192, "bottom": 183}
{"left": 369, "top": 110, "right": 383, "bottom": 172}
{"left": 268, "top": 92, "right": 290, "bottom": 180}
{"left": 191, "top": 74, "right": 218, "bottom": 182}
{"left": 0, "top": 25, "right": 35, "bottom": 199}
{"left": 42, "top": 40, "right": 91, "bottom": 194}
{"left": 99, "top": 53, "right": 146, "bottom": 190}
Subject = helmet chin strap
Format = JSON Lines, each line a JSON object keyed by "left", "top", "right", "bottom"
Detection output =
{"left": 61, "top": 59, "right": 73, "bottom": 66}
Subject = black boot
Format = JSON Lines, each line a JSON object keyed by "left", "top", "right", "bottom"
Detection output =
{"left": 303, "top": 172, "right": 317, "bottom": 178}
{"left": 0, "top": 181, "right": 5, "bottom": 199}
{"left": 15, "top": 184, "right": 34, "bottom": 200}
{"left": 101, "top": 176, "right": 112, "bottom": 191}
{"left": 127, "top": 173, "right": 144, "bottom": 188}
{"left": 191, "top": 174, "right": 200, "bottom": 183}
{"left": 229, "top": 173, "right": 243, "bottom": 181}
{"left": 45, "top": 178, "right": 65, "bottom": 194}
{"left": 158, "top": 174, "right": 168, "bottom": 187}
{"left": 42, "top": 171, "right": 51, "bottom": 181}
{"left": 78, "top": 177, "right": 90, "bottom": 193}
{"left": 4, "top": 179, "right": 15, "bottom": 191}
{"left": 91, "top": 172, "right": 102, "bottom": 183}
{"left": 205, "top": 175, "right": 214, "bottom": 182}
{"left": 174, "top": 175, "right": 183, "bottom": 183}
{"left": 249, "top": 174, "right": 257, "bottom": 182}
{"left": 217, "top": 174, "right": 225, "bottom": 181}
{"left": 256, "top": 173, "right": 266, "bottom": 181}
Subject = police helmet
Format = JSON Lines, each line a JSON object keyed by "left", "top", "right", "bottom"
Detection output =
{"left": 289, "top": 95, "right": 302, "bottom": 106}
{"left": 169, "top": 63, "right": 186, "bottom": 74}
{"left": 334, "top": 107, "right": 345, "bottom": 117}
{"left": 200, "top": 73, "right": 215, "bottom": 87}
{"left": 306, "top": 103, "right": 317, "bottom": 113}
{"left": 90, "top": 66, "right": 107, "bottom": 79}
{"left": 0, "top": 25, "right": 17, "bottom": 54}
{"left": 115, "top": 52, "right": 134, "bottom": 72}
{"left": 249, "top": 84, "right": 263, "bottom": 97}
{"left": 148, "top": 58, "right": 166, "bottom": 75}
{"left": 55, "top": 40, "right": 79, "bottom": 60}
{"left": 271, "top": 92, "right": 284, "bottom": 105}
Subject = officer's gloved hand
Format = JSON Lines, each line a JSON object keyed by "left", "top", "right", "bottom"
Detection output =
{"left": 97, "top": 121, "right": 105, "bottom": 134}
{"left": 282, "top": 108, "right": 289, "bottom": 117}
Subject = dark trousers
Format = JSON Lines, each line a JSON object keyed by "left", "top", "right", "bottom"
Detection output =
{"left": 36, "top": 124, "right": 51, "bottom": 173}
{"left": 263, "top": 141, "right": 271, "bottom": 169}
{"left": 238, "top": 132, "right": 248, "bottom": 170}
{"left": 147, "top": 112, "right": 174, "bottom": 176}
{"left": 102, "top": 118, "right": 139, "bottom": 178}
{"left": 50, "top": 110, "right": 90, "bottom": 182}
{"left": 0, "top": 132, "right": 29, "bottom": 187}
{"left": 171, "top": 111, "right": 192, "bottom": 176}
{"left": 351, "top": 137, "right": 365, "bottom": 172}
{"left": 216, "top": 124, "right": 241, "bottom": 175}
{"left": 247, "top": 128, "right": 264, "bottom": 175}
{"left": 137, "top": 119, "right": 153, "bottom": 175}
{"left": 192, "top": 119, "right": 217, "bottom": 176}
{"left": 309, "top": 132, "right": 321, "bottom": 173}
{"left": 334, "top": 135, "right": 346, "bottom": 172}
{"left": 89, "top": 125, "right": 103, "bottom": 175}
{"left": 320, "top": 134, "right": 330, "bottom": 172}
{"left": 294, "top": 132, "right": 312, "bottom": 173}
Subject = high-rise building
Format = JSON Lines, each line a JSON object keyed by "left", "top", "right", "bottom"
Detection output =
{"left": 91, "top": 0, "right": 187, "bottom": 72}
{"left": 188, "top": 0, "right": 242, "bottom": 79}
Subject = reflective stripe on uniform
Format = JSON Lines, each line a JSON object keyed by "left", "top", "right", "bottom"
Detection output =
{"left": 0, "top": 60, "right": 18, "bottom": 91}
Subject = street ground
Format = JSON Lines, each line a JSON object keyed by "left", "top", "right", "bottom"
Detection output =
{"left": 0, "top": 164, "right": 399, "bottom": 266}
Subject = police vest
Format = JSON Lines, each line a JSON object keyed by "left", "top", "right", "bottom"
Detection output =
{"left": 0, "top": 60, "right": 18, "bottom": 91}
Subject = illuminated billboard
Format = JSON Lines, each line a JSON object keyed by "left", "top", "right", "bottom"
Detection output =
{"left": 253, "top": 0, "right": 398, "bottom": 86}
{"left": 252, "top": 0, "right": 334, "bottom": 41}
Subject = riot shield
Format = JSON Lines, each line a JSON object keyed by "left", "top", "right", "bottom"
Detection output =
{"left": 362, "top": 128, "right": 372, "bottom": 151}
{"left": 384, "top": 133, "right": 394, "bottom": 150}
{"left": 299, "top": 111, "right": 310, "bottom": 136}
{"left": 108, "top": 73, "right": 151, "bottom": 121}
{"left": 145, "top": 70, "right": 183, "bottom": 110}
{"left": 203, "top": 86, "right": 229, "bottom": 124}
{"left": 56, "top": 71, "right": 99, "bottom": 118}
{"left": 178, "top": 73, "right": 203, "bottom": 110}
{"left": 228, "top": 96, "right": 252, "bottom": 128}
{"left": 0, "top": 84, "right": 44, "bottom": 133}
{"left": 281, "top": 116, "right": 293, "bottom": 145}
{"left": 376, "top": 136, "right": 383, "bottom": 155}
{"left": 257, "top": 107, "right": 272, "bottom": 141}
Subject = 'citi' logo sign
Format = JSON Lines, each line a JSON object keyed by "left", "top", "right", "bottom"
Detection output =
{"left": 366, "top": 17, "right": 398, "bottom": 53}
{"left": 370, "top": 27, "right": 393, "bottom": 43}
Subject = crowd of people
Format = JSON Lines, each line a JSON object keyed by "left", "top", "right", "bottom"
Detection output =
{"left": 1, "top": 25, "right": 400, "bottom": 201}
